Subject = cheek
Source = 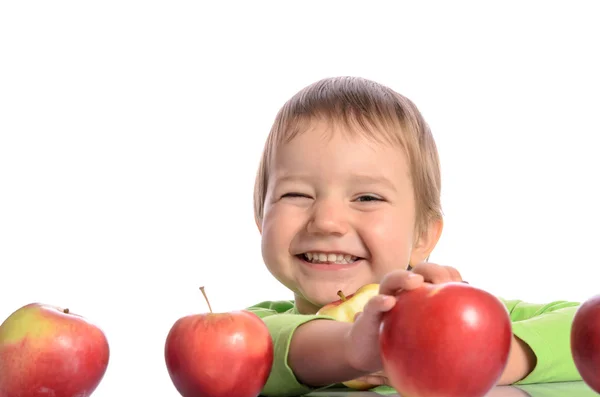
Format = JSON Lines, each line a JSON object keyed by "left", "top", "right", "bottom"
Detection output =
{"left": 261, "top": 205, "right": 304, "bottom": 256}
{"left": 360, "top": 211, "right": 414, "bottom": 264}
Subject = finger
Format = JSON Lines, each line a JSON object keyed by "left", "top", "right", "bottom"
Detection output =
{"left": 348, "top": 295, "right": 397, "bottom": 360}
{"left": 354, "top": 375, "right": 387, "bottom": 386}
{"left": 353, "top": 311, "right": 362, "bottom": 322}
{"left": 446, "top": 266, "right": 463, "bottom": 282}
{"left": 361, "top": 294, "right": 396, "bottom": 317}
{"left": 379, "top": 270, "right": 424, "bottom": 296}
{"left": 412, "top": 262, "right": 453, "bottom": 284}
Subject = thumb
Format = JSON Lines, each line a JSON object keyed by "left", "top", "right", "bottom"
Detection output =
{"left": 355, "top": 295, "right": 396, "bottom": 327}
{"left": 346, "top": 295, "right": 397, "bottom": 373}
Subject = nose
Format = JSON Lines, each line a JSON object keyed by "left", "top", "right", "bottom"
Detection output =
{"left": 306, "top": 198, "right": 349, "bottom": 236}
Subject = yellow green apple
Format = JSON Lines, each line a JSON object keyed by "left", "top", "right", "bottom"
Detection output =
{"left": 0, "top": 302, "right": 110, "bottom": 397}
{"left": 317, "top": 283, "right": 380, "bottom": 390}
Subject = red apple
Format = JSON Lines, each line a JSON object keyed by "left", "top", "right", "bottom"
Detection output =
{"left": 571, "top": 294, "right": 600, "bottom": 393}
{"left": 379, "top": 282, "right": 512, "bottom": 397}
{"left": 164, "top": 286, "right": 274, "bottom": 397}
{"left": 0, "top": 302, "right": 110, "bottom": 397}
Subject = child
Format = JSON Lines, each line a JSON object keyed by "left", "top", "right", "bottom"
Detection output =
{"left": 246, "top": 76, "right": 581, "bottom": 396}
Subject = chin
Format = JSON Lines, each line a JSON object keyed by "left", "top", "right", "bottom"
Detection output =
{"left": 305, "top": 282, "right": 368, "bottom": 307}
{"left": 316, "top": 292, "right": 343, "bottom": 307}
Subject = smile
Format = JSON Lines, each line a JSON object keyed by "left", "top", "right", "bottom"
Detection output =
{"left": 298, "top": 252, "right": 360, "bottom": 265}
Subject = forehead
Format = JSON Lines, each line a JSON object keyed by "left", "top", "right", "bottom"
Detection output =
{"left": 270, "top": 120, "right": 410, "bottom": 181}
{"left": 279, "top": 115, "right": 402, "bottom": 148}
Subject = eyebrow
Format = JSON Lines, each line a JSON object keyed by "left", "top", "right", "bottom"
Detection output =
{"left": 272, "top": 173, "right": 397, "bottom": 192}
{"left": 347, "top": 174, "right": 397, "bottom": 192}
{"left": 271, "top": 173, "right": 313, "bottom": 186}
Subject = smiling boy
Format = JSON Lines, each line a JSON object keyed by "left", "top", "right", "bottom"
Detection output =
{"left": 247, "top": 76, "right": 581, "bottom": 396}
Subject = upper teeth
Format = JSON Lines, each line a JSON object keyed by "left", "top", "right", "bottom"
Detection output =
{"left": 304, "top": 252, "right": 358, "bottom": 264}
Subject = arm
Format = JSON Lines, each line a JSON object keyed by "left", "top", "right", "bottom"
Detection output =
{"left": 497, "top": 299, "right": 582, "bottom": 385}
{"left": 497, "top": 334, "right": 537, "bottom": 385}
{"left": 246, "top": 301, "right": 339, "bottom": 397}
{"left": 246, "top": 272, "right": 423, "bottom": 396}
{"left": 289, "top": 292, "right": 399, "bottom": 387}
{"left": 246, "top": 300, "right": 353, "bottom": 396}
{"left": 288, "top": 319, "right": 366, "bottom": 386}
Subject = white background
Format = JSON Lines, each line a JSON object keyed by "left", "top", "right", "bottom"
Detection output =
{"left": 1, "top": 1, "right": 599, "bottom": 396}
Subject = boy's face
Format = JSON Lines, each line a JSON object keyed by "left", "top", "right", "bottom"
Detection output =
{"left": 258, "top": 120, "right": 441, "bottom": 314}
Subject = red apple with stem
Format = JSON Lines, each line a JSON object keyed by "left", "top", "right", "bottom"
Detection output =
{"left": 164, "top": 286, "right": 274, "bottom": 397}
{"left": 0, "top": 302, "right": 110, "bottom": 397}
{"left": 571, "top": 294, "right": 600, "bottom": 393}
{"left": 379, "top": 282, "right": 512, "bottom": 397}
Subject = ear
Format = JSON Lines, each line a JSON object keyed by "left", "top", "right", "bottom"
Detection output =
{"left": 255, "top": 214, "right": 262, "bottom": 234}
{"left": 409, "top": 217, "right": 443, "bottom": 266}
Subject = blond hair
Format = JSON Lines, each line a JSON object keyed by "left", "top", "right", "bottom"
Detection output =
{"left": 253, "top": 76, "right": 442, "bottom": 238}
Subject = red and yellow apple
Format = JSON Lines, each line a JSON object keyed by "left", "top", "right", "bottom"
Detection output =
{"left": 380, "top": 282, "right": 512, "bottom": 397}
{"left": 571, "top": 294, "right": 600, "bottom": 393}
{"left": 164, "top": 286, "right": 274, "bottom": 397}
{"left": 0, "top": 302, "right": 110, "bottom": 397}
{"left": 317, "top": 283, "right": 380, "bottom": 390}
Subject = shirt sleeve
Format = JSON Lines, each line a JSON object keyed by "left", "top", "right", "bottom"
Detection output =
{"left": 501, "top": 298, "right": 582, "bottom": 384}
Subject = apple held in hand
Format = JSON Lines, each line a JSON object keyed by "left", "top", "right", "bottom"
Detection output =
{"left": 380, "top": 282, "right": 512, "bottom": 397}
{"left": 571, "top": 294, "right": 600, "bottom": 393}
{"left": 0, "top": 303, "right": 110, "bottom": 397}
{"left": 317, "top": 283, "right": 379, "bottom": 390}
{"left": 164, "top": 287, "right": 274, "bottom": 397}
{"left": 317, "top": 284, "right": 380, "bottom": 322}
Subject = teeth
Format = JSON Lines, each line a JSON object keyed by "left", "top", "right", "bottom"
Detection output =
{"left": 304, "top": 252, "right": 358, "bottom": 264}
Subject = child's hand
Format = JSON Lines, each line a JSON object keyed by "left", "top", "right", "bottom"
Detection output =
{"left": 410, "top": 262, "right": 464, "bottom": 284}
{"left": 342, "top": 269, "right": 423, "bottom": 374}
{"left": 352, "top": 369, "right": 389, "bottom": 387}
{"left": 343, "top": 263, "right": 463, "bottom": 384}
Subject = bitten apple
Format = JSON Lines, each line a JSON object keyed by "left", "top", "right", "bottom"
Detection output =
{"left": 380, "top": 282, "right": 512, "bottom": 397}
{"left": 164, "top": 286, "right": 274, "bottom": 397}
{"left": 571, "top": 294, "right": 600, "bottom": 393}
{"left": 317, "top": 283, "right": 379, "bottom": 390}
{"left": 0, "top": 302, "right": 110, "bottom": 397}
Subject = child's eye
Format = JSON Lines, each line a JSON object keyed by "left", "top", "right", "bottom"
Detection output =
{"left": 355, "top": 195, "right": 384, "bottom": 202}
{"left": 281, "top": 192, "right": 311, "bottom": 199}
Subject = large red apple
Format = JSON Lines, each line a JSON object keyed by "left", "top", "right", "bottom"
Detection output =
{"left": 379, "top": 282, "right": 512, "bottom": 397}
{"left": 0, "top": 302, "right": 110, "bottom": 397}
{"left": 571, "top": 294, "right": 600, "bottom": 393}
{"left": 164, "top": 287, "right": 274, "bottom": 397}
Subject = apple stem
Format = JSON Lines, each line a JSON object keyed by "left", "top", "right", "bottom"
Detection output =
{"left": 199, "top": 286, "right": 213, "bottom": 313}
{"left": 337, "top": 290, "right": 347, "bottom": 302}
{"left": 64, "top": 308, "right": 69, "bottom": 314}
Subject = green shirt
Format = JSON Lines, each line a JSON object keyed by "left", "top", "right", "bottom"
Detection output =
{"left": 246, "top": 297, "right": 582, "bottom": 397}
